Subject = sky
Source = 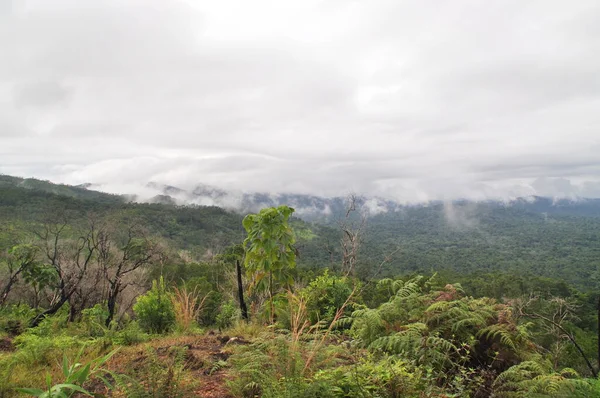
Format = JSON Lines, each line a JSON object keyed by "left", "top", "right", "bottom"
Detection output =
{"left": 1, "top": 0, "right": 600, "bottom": 202}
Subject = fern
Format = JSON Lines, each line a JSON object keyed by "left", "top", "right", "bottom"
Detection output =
{"left": 493, "top": 361, "right": 592, "bottom": 397}
{"left": 479, "top": 324, "right": 517, "bottom": 351}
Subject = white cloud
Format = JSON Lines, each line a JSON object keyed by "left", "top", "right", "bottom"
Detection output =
{"left": 1, "top": 0, "right": 599, "bottom": 201}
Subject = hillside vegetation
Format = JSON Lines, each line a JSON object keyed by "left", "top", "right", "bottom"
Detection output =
{"left": 1, "top": 176, "right": 599, "bottom": 397}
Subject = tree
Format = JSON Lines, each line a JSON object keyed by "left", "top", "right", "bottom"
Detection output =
{"left": 339, "top": 194, "right": 365, "bottom": 276}
{"left": 217, "top": 244, "right": 248, "bottom": 321}
{"left": 516, "top": 296, "right": 598, "bottom": 377}
{"left": 30, "top": 217, "right": 99, "bottom": 327}
{"left": 0, "top": 244, "right": 41, "bottom": 306}
{"left": 96, "top": 221, "right": 160, "bottom": 326}
{"left": 243, "top": 205, "right": 296, "bottom": 322}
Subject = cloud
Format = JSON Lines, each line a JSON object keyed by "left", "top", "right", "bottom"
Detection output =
{"left": 1, "top": 0, "right": 599, "bottom": 201}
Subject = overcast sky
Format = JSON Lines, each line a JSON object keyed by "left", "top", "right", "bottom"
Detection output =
{"left": 1, "top": 0, "right": 600, "bottom": 202}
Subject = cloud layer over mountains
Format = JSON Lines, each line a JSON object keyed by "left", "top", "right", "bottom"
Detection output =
{"left": 1, "top": 0, "right": 599, "bottom": 201}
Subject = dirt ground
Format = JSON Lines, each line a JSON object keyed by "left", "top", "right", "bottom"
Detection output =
{"left": 88, "top": 333, "right": 249, "bottom": 397}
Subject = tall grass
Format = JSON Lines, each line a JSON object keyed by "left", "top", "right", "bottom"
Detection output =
{"left": 169, "top": 286, "right": 209, "bottom": 332}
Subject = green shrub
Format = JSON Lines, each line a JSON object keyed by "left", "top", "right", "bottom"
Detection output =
{"left": 80, "top": 303, "right": 109, "bottom": 337}
{"left": 312, "top": 356, "right": 422, "bottom": 397}
{"left": 13, "top": 333, "right": 84, "bottom": 366}
{"left": 183, "top": 277, "right": 223, "bottom": 326}
{"left": 133, "top": 277, "right": 175, "bottom": 334}
{"left": 27, "top": 306, "right": 70, "bottom": 337}
{"left": 113, "top": 321, "right": 150, "bottom": 345}
{"left": 301, "top": 270, "right": 356, "bottom": 325}
{"left": 215, "top": 302, "right": 238, "bottom": 331}
{"left": 0, "top": 304, "right": 36, "bottom": 336}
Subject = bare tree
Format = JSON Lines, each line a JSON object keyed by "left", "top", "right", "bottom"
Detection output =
{"left": 30, "top": 217, "right": 99, "bottom": 327}
{"left": 516, "top": 295, "right": 597, "bottom": 377}
{"left": 0, "top": 244, "right": 39, "bottom": 306}
{"left": 96, "top": 221, "right": 160, "bottom": 326}
{"left": 339, "top": 194, "right": 366, "bottom": 276}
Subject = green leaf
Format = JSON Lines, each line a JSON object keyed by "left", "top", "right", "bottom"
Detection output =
{"left": 15, "top": 388, "right": 46, "bottom": 396}
{"left": 62, "top": 354, "right": 69, "bottom": 378}
{"left": 52, "top": 383, "right": 93, "bottom": 396}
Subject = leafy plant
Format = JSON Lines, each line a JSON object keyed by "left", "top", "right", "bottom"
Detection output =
{"left": 243, "top": 205, "right": 296, "bottom": 322}
{"left": 301, "top": 270, "right": 356, "bottom": 325}
{"left": 216, "top": 301, "right": 239, "bottom": 331}
{"left": 133, "top": 277, "right": 175, "bottom": 334}
{"left": 16, "top": 347, "right": 118, "bottom": 397}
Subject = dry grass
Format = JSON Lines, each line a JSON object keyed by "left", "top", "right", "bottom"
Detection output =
{"left": 170, "top": 286, "right": 210, "bottom": 332}
{"left": 226, "top": 321, "right": 268, "bottom": 340}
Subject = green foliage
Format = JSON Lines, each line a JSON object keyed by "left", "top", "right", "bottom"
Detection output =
{"left": 346, "top": 276, "right": 540, "bottom": 396}
{"left": 0, "top": 304, "right": 36, "bottom": 335}
{"left": 313, "top": 356, "right": 422, "bottom": 397}
{"left": 227, "top": 332, "right": 345, "bottom": 398}
{"left": 243, "top": 205, "right": 297, "bottom": 295}
{"left": 215, "top": 301, "right": 239, "bottom": 331}
{"left": 493, "top": 361, "right": 593, "bottom": 397}
{"left": 133, "top": 277, "right": 176, "bottom": 334}
{"left": 112, "top": 321, "right": 150, "bottom": 345}
{"left": 80, "top": 303, "right": 110, "bottom": 337}
{"left": 301, "top": 270, "right": 356, "bottom": 325}
{"left": 16, "top": 347, "right": 117, "bottom": 397}
{"left": 12, "top": 333, "right": 83, "bottom": 367}
{"left": 2, "top": 176, "right": 600, "bottom": 397}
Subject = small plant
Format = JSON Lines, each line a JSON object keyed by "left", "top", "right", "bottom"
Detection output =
{"left": 0, "top": 304, "right": 36, "bottom": 336}
{"left": 133, "top": 277, "right": 176, "bottom": 334}
{"left": 16, "top": 347, "right": 118, "bottom": 397}
{"left": 215, "top": 302, "right": 239, "bottom": 331}
{"left": 80, "top": 303, "right": 109, "bottom": 337}
{"left": 113, "top": 321, "right": 150, "bottom": 345}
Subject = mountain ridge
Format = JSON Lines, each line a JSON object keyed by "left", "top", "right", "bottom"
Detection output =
{"left": 3, "top": 174, "right": 600, "bottom": 220}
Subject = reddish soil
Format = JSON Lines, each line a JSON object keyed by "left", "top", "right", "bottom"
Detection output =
{"left": 0, "top": 336, "right": 15, "bottom": 352}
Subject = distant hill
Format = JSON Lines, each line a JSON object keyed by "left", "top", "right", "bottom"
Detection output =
{"left": 0, "top": 175, "right": 337, "bottom": 268}
{"left": 2, "top": 175, "right": 600, "bottom": 290}
{"left": 89, "top": 179, "right": 600, "bottom": 221}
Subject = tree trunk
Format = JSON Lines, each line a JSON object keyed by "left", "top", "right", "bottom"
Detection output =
{"left": 597, "top": 295, "right": 600, "bottom": 376}
{"left": 236, "top": 260, "right": 248, "bottom": 320}
{"left": 68, "top": 297, "right": 77, "bottom": 322}
{"left": 105, "top": 283, "right": 119, "bottom": 327}
{"left": 0, "top": 276, "right": 18, "bottom": 306}
{"left": 30, "top": 294, "right": 69, "bottom": 327}
{"left": 269, "top": 271, "right": 274, "bottom": 324}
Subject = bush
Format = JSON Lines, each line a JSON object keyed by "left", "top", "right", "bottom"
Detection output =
{"left": 80, "top": 303, "right": 109, "bottom": 337}
{"left": 0, "top": 304, "right": 36, "bottom": 336}
{"left": 112, "top": 346, "right": 190, "bottom": 398}
{"left": 183, "top": 277, "right": 222, "bottom": 326}
{"left": 13, "top": 333, "right": 83, "bottom": 366}
{"left": 113, "top": 321, "right": 150, "bottom": 345}
{"left": 215, "top": 302, "right": 238, "bottom": 331}
{"left": 301, "top": 271, "right": 356, "bottom": 325}
{"left": 313, "top": 356, "right": 421, "bottom": 397}
{"left": 133, "top": 277, "right": 176, "bottom": 334}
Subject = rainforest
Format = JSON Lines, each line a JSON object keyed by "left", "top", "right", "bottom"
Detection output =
{"left": 1, "top": 176, "right": 600, "bottom": 397}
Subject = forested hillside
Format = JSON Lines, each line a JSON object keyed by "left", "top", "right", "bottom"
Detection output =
{"left": 360, "top": 200, "right": 600, "bottom": 289}
{"left": 0, "top": 176, "right": 334, "bottom": 268}
{"left": 1, "top": 176, "right": 600, "bottom": 397}
{"left": 3, "top": 175, "right": 600, "bottom": 290}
